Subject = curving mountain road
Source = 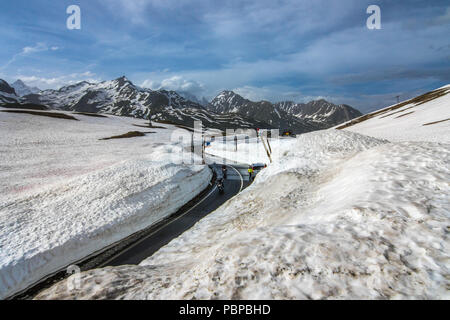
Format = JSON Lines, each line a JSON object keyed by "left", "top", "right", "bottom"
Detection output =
{"left": 13, "top": 161, "right": 252, "bottom": 299}
{"left": 98, "top": 163, "right": 251, "bottom": 266}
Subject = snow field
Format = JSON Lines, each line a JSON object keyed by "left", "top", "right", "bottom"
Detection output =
{"left": 0, "top": 110, "right": 211, "bottom": 298}
{"left": 343, "top": 85, "right": 450, "bottom": 143}
{"left": 35, "top": 130, "right": 450, "bottom": 299}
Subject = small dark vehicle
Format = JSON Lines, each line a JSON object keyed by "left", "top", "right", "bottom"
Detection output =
{"left": 221, "top": 165, "right": 228, "bottom": 179}
{"left": 252, "top": 163, "right": 267, "bottom": 171}
{"left": 217, "top": 178, "right": 225, "bottom": 194}
{"left": 281, "top": 129, "right": 296, "bottom": 138}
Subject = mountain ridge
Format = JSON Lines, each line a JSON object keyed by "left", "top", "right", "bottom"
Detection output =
{"left": 208, "top": 90, "right": 362, "bottom": 128}
{"left": 1, "top": 77, "right": 362, "bottom": 133}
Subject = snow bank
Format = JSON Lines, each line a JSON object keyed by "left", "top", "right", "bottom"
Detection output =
{"left": 0, "top": 110, "right": 211, "bottom": 299}
{"left": 36, "top": 130, "right": 450, "bottom": 299}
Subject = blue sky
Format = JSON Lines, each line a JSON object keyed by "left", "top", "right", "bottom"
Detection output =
{"left": 0, "top": 0, "right": 449, "bottom": 112}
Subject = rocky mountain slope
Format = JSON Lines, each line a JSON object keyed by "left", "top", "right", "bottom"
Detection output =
{"left": 1, "top": 77, "right": 362, "bottom": 133}
{"left": 19, "top": 77, "right": 265, "bottom": 130}
{"left": 275, "top": 99, "right": 362, "bottom": 127}
{"left": 0, "top": 80, "right": 19, "bottom": 104}
{"left": 208, "top": 90, "right": 362, "bottom": 130}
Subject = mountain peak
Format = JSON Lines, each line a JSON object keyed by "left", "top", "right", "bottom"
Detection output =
{"left": 11, "top": 79, "right": 40, "bottom": 96}
{"left": 12, "top": 79, "right": 25, "bottom": 86}
{"left": 276, "top": 99, "right": 362, "bottom": 126}
{"left": 115, "top": 76, "right": 130, "bottom": 82}
{"left": 310, "top": 98, "right": 329, "bottom": 104}
{"left": 114, "top": 76, "right": 135, "bottom": 88}
{"left": 208, "top": 90, "right": 249, "bottom": 114}
{"left": 216, "top": 90, "right": 240, "bottom": 98}
{"left": 220, "top": 90, "right": 236, "bottom": 94}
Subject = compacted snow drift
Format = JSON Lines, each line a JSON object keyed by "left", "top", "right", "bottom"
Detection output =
{"left": 0, "top": 110, "right": 211, "bottom": 299}
{"left": 36, "top": 130, "right": 450, "bottom": 299}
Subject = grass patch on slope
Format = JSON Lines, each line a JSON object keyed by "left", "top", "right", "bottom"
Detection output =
{"left": 1, "top": 109, "right": 78, "bottom": 120}
{"left": 337, "top": 87, "right": 449, "bottom": 130}
{"left": 423, "top": 118, "right": 450, "bottom": 126}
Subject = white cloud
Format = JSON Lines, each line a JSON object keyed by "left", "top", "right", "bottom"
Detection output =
{"left": 202, "top": 0, "right": 362, "bottom": 40}
{"left": 105, "top": 0, "right": 200, "bottom": 20}
{"left": 21, "top": 43, "right": 59, "bottom": 56}
{"left": 15, "top": 72, "right": 100, "bottom": 90}
{"left": 1, "top": 43, "right": 59, "bottom": 71}
{"left": 21, "top": 43, "right": 48, "bottom": 55}
{"left": 232, "top": 86, "right": 292, "bottom": 102}
{"left": 142, "top": 76, "right": 205, "bottom": 95}
{"left": 102, "top": 0, "right": 158, "bottom": 25}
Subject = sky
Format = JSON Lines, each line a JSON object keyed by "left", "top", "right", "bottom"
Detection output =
{"left": 0, "top": 0, "right": 449, "bottom": 113}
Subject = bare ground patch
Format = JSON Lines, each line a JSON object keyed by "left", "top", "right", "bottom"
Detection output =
{"left": 176, "top": 125, "right": 195, "bottom": 132}
{"left": 133, "top": 123, "right": 167, "bottom": 129}
{"left": 1, "top": 110, "right": 78, "bottom": 120}
{"left": 99, "top": 131, "right": 154, "bottom": 140}
{"left": 422, "top": 118, "right": 450, "bottom": 126}
{"left": 73, "top": 112, "right": 108, "bottom": 118}
{"left": 395, "top": 111, "right": 415, "bottom": 119}
{"left": 150, "top": 120, "right": 199, "bottom": 132}
{"left": 379, "top": 105, "right": 416, "bottom": 119}
{"left": 0, "top": 103, "right": 48, "bottom": 110}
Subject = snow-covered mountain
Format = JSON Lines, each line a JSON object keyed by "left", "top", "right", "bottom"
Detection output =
{"left": 338, "top": 85, "right": 450, "bottom": 143}
{"left": 17, "top": 77, "right": 267, "bottom": 130}
{"left": 2, "top": 77, "right": 361, "bottom": 133}
{"left": 208, "top": 90, "right": 362, "bottom": 131}
{"left": 24, "top": 76, "right": 186, "bottom": 117}
{"left": 11, "top": 80, "right": 40, "bottom": 97}
{"left": 22, "top": 76, "right": 203, "bottom": 117}
{"left": 208, "top": 91, "right": 327, "bottom": 133}
{"left": 275, "top": 99, "right": 362, "bottom": 127}
{"left": 208, "top": 90, "right": 250, "bottom": 113}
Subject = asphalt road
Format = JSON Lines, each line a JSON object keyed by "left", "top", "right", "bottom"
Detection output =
{"left": 102, "top": 163, "right": 252, "bottom": 266}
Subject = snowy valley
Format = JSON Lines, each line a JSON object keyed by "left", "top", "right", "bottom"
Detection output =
{"left": 1, "top": 0, "right": 449, "bottom": 306}
{"left": 31, "top": 85, "right": 450, "bottom": 300}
